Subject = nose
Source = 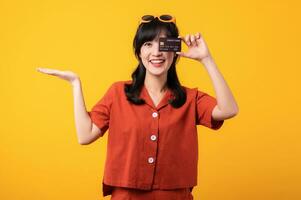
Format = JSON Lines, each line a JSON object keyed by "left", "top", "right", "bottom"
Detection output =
{"left": 151, "top": 42, "right": 163, "bottom": 56}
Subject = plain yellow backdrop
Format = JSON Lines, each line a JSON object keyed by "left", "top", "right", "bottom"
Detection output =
{"left": 1, "top": 0, "right": 300, "bottom": 199}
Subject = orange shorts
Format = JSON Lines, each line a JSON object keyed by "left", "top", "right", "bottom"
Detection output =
{"left": 110, "top": 187, "right": 193, "bottom": 200}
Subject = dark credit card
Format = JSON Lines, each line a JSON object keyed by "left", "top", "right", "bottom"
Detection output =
{"left": 159, "top": 37, "right": 181, "bottom": 52}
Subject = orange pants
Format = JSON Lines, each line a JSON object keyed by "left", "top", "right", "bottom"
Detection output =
{"left": 110, "top": 187, "right": 193, "bottom": 200}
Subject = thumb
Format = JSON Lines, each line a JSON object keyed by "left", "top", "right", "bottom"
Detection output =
{"left": 176, "top": 51, "right": 188, "bottom": 57}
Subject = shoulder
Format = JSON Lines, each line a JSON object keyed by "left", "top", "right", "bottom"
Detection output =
{"left": 108, "top": 80, "right": 132, "bottom": 93}
{"left": 181, "top": 85, "right": 210, "bottom": 101}
{"left": 181, "top": 85, "right": 200, "bottom": 96}
{"left": 111, "top": 80, "right": 132, "bottom": 87}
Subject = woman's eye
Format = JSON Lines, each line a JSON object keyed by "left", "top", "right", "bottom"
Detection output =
{"left": 144, "top": 42, "right": 152, "bottom": 46}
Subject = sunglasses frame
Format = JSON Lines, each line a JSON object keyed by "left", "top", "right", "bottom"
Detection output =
{"left": 139, "top": 15, "right": 176, "bottom": 25}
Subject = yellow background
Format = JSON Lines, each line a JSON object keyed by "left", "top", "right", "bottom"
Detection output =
{"left": 1, "top": 0, "right": 300, "bottom": 199}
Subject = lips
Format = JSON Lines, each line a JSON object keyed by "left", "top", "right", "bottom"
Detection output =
{"left": 149, "top": 59, "right": 166, "bottom": 67}
{"left": 150, "top": 59, "right": 165, "bottom": 63}
{"left": 149, "top": 59, "right": 165, "bottom": 64}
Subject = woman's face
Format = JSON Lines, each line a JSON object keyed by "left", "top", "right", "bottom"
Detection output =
{"left": 139, "top": 31, "right": 175, "bottom": 77}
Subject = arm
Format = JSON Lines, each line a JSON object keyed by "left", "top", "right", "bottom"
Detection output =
{"left": 72, "top": 79, "right": 102, "bottom": 145}
{"left": 200, "top": 56, "right": 239, "bottom": 120}
{"left": 177, "top": 33, "right": 239, "bottom": 120}
{"left": 36, "top": 67, "right": 102, "bottom": 145}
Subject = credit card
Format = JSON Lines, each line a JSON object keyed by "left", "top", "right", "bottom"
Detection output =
{"left": 159, "top": 37, "right": 181, "bottom": 52}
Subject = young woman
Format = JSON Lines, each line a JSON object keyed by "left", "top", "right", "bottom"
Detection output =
{"left": 37, "top": 14, "right": 238, "bottom": 200}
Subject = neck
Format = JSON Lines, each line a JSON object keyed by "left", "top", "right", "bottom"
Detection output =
{"left": 144, "top": 72, "right": 167, "bottom": 93}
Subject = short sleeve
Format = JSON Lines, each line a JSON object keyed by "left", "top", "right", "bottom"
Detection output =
{"left": 196, "top": 89, "right": 224, "bottom": 130}
{"left": 87, "top": 83, "right": 116, "bottom": 136}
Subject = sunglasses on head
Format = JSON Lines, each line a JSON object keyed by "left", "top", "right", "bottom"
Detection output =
{"left": 139, "top": 14, "right": 176, "bottom": 25}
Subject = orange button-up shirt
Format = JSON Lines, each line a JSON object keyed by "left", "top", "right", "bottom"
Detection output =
{"left": 88, "top": 80, "right": 224, "bottom": 197}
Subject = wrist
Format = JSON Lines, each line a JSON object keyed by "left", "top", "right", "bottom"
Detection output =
{"left": 199, "top": 55, "right": 214, "bottom": 65}
{"left": 71, "top": 78, "right": 81, "bottom": 87}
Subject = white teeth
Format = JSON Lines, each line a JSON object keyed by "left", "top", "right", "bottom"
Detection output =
{"left": 150, "top": 60, "right": 165, "bottom": 63}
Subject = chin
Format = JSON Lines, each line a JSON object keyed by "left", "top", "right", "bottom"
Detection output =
{"left": 146, "top": 67, "right": 168, "bottom": 76}
{"left": 149, "top": 72, "right": 166, "bottom": 77}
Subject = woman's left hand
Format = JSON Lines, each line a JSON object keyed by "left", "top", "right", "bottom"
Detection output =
{"left": 176, "top": 32, "right": 212, "bottom": 62}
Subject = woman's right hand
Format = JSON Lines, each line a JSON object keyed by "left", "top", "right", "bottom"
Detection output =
{"left": 36, "top": 67, "right": 80, "bottom": 85}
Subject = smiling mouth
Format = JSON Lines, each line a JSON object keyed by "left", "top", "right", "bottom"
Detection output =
{"left": 149, "top": 59, "right": 165, "bottom": 67}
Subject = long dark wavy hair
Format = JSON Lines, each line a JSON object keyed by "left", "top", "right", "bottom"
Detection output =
{"left": 124, "top": 17, "right": 187, "bottom": 108}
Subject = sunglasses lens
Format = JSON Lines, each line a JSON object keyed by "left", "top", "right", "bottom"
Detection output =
{"left": 142, "top": 15, "right": 155, "bottom": 21}
{"left": 160, "top": 15, "right": 172, "bottom": 21}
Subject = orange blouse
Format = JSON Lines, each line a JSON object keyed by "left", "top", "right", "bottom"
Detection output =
{"left": 88, "top": 80, "right": 224, "bottom": 197}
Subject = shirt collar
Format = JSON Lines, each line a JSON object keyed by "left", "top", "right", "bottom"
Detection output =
{"left": 140, "top": 84, "right": 173, "bottom": 110}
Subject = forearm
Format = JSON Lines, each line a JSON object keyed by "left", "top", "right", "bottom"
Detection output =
{"left": 200, "top": 56, "right": 239, "bottom": 115}
{"left": 71, "top": 79, "right": 93, "bottom": 144}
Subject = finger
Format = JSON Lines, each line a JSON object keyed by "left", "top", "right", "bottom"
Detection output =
{"left": 190, "top": 35, "right": 197, "bottom": 46}
{"left": 179, "top": 34, "right": 190, "bottom": 46}
{"left": 179, "top": 34, "right": 189, "bottom": 46}
{"left": 195, "top": 32, "right": 201, "bottom": 45}
{"left": 37, "top": 67, "right": 50, "bottom": 74}
{"left": 184, "top": 34, "right": 191, "bottom": 46}
{"left": 37, "top": 67, "right": 61, "bottom": 76}
{"left": 37, "top": 68, "right": 54, "bottom": 74}
{"left": 177, "top": 35, "right": 186, "bottom": 45}
{"left": 176, "top": 51, "right": 183, "bottom": 56}
{"left": 37, "top": 67, "right": 47, "bottom": 72}
{"left": 176, "top": 51, "right": 188, "bottom": 58}
{"left": 178, "top": 35, "right": 184, "bottom": 40}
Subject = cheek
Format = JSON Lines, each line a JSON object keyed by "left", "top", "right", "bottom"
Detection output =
{"left": 139, "top": 50, "right": 149, "bottom": 65}
{"left": 167, "top": 53, "right": 175, "bottom": 63}
{"left": 140, "top": 47, "right": 149, "bottom": 56}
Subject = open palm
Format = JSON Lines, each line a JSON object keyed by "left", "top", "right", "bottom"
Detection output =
{"left": 37, "top": 67, "right": 79, "bottom": 83}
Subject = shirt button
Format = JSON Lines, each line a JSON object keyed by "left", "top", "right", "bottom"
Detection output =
{"left": 152, "top": 112, "right": 158, "bottom": 118}
{"left": 150, "top": 135, "right": 157, "bottom": 141}
{"left": 148, "top": 157, "right": 154, "bottom": 164}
